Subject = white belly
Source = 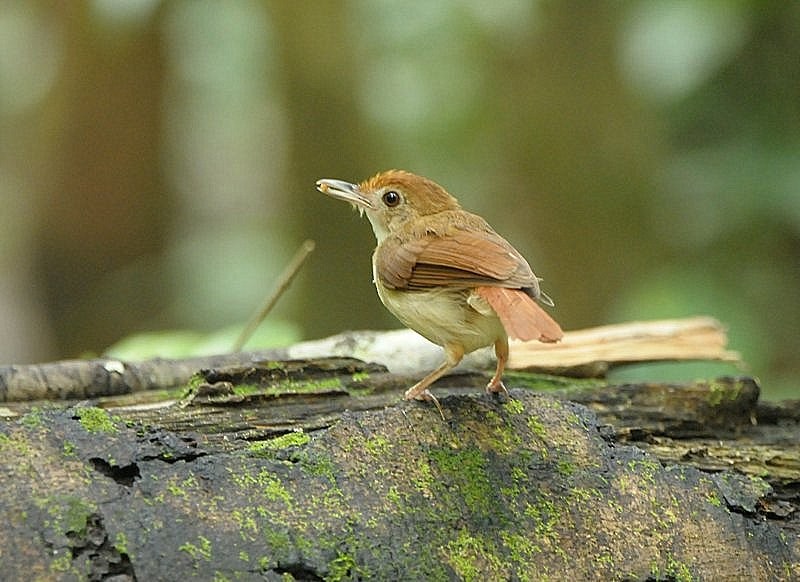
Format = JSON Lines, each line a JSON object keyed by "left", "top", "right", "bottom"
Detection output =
{"left": 374, "top": 279, "right": 506, "bottom": 354}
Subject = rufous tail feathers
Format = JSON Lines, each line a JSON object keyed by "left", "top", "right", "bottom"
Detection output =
{"left": 476, "top": 286, "right": 563, "bottom": 343}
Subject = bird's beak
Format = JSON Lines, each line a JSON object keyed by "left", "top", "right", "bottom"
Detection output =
{"left": 316, "top": 179, "right": 376, "bottom": 211}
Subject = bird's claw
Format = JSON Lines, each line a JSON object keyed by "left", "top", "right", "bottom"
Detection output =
{"left": 404, "top": 387, "right": 445, "bottom": 420}
{"left": 486, "top": 380, "right": 510, "bottom": 398}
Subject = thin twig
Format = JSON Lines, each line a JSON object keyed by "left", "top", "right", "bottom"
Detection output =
{"left": 232, "top": 239, "right": 315, "bottom": 352}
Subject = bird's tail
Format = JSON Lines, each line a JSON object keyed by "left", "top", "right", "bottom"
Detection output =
{"left": 476, "top": 286, "right": 563, "bottom": 343}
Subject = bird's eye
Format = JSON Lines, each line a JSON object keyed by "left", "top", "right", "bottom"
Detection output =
{"left": 382, "top": 190, "right": 401, "bottom": 207}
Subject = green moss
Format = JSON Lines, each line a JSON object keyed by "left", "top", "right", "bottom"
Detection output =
{"left": 707, "top": 379, "right": 743, "bottom": 406}
{"left": 627, "top": 458, "right": 660, "bottom": 484}
{"left": 20, "top": 407, "right": 44, "bottom": 428}
{"left": 568, "top": 487, "right": 598, "bottom": 506}
{"left": 247, "top": 441, "right": 275, "bottom": 459}
{"left": 231, "top": 466, "right": 264, "bottom": 487}
{"left": 527, "top": 416, "right": 548, "bottom": 440}
{"left": 364, "top": 435, "right": 391, "bottom": 456}
{"left": 594, "top": 550, "right": 614, "bottom": 569}
{"left": 62, "top": 440, "right": 76, "bottom": 457}
{"left": 442, "top": 529, "right": 505, "bottom": 582}
{"left": 232, "top": 384, "right": 263, "bottom": 396}
{"left": 114, "top": 531, "right": 129, "bottom": 555}
{"left": 49, "top": 551, "right": 74, "bottom": 574}
{"left": 386, "top": 486, "right": 401, "bottom": 504}
{"left": 484, "top": 409, "right": 502, "bottom": 425}
{"left": 503, "top": 371, "right": 600, "bottom": 391}
{"left": 429, "top": 447, "right": 491, "bottom": 516}
{"left": 503, "top": 399, "right": 525, "bottom": 415}
{"left": 300, "top": 453, "right": 337, "bottom": 485}
{"left": 231, "top": 508, "right": 259, "bottom": 540}
{"left": 650, "top": 560, "right": 661, "bottom": 578}
{"left": 144, "top": 490, "right": 165, "bottom": 505}
{"left": 36, "top": 495, "right": 97, "bottom": 539}
{"left": 180, "top": 373, "right": 206, "bottom": 398}
{"left": 500, "top": 531, "right": 545, "bottom": 580}
{"left": 651, "top": 501, "right": 679, "bottom": 531}
{"left": 490, "top": 421, "right": 522, "bottom": 454}
{"left": 556, "top": 459, "right": 576, "bottom": 477}
{"left": 412, "top": 459, "right": 434, "bottom": 496}
{"left": 517, "top": 492, "right": 569, "bottom": 566}
{"left": 662, "top": 554, "right": 695, "bottom": 582}
{"left": 264, "top": 528, "right": 293, "bottom": 553}
{"left": 351, "top": 371, "right": 370, "bottom": 383}
{"left": 325, "top": 552, "right": 361, "bottom": 582}
{"left": 318, "top": 487, "right": 347, "bottom": 516}
{"left": 179, "top": 535, "right": 212, "bottom": 562}
{"left": 265, "top": 377, "right": 344, "bottom": 395}
{"left": 706, "top": 491, "right": 722, "bottom": 507}
{"left": 248, "top": 430, "right": 311, "bottom": 457}
{"left": 0, "top": 431, "right": 31, "bottom": 454}
{"left": 262, "top": 473, "right": 292, "bottom": 505}
{"left": 524, "top": 495, "right": 559, "bottom": 540}
{"left": 76, "top": 407, "right": 119, "bottom": 433}
{"left": 65, "top": 501, "right": 92, "bottom": 535}
{"left": 167, "top": 480, "right": 187, "bottom": 497}
{"left": 162, "top": 474, "right": 201, "bottom": 503}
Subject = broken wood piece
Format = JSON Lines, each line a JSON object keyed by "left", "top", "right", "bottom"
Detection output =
{"left": 289, "top": 316, "right": 739, "bottom": 377}
{"left": 507, "top": 315, "right": 739, "bottom": 375}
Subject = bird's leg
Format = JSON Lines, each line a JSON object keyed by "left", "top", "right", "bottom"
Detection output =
{"left": 486, "top": 337, "right": 510, "bottom": 397}
{"left": 404, "top": 344, "right": 464, "bottom": 417}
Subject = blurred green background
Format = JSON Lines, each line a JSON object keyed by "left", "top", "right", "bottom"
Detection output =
{"left": 1, "top": 1, "right": 797, "bottom": 398}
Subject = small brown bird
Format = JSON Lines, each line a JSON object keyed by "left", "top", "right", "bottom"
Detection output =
{"left": 317, "top": 170, "right": 563, "bottom": 411}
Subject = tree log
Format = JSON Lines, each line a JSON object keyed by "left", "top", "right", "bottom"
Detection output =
{"left": 0, "top": 357, "right": 797, "bottom": 580}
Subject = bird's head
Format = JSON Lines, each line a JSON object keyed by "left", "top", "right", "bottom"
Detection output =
{"left": 316, "top": 170, "right": 460, "bottom": 242}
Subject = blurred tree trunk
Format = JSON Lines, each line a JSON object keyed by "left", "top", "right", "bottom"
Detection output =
{"left": 35, "top": 3, "right": 169, "bottom": 356}
{"left": 268, "top": 1, "right": 393, "bottom": 339}
{"left": 485, "top": 2, "right": 662, "bottom": 329}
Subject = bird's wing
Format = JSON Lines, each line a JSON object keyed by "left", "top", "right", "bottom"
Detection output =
{"left": 375, "top": 228, "right": 541, "bottom": 294}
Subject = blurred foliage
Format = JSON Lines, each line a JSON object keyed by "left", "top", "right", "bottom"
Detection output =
{"left": 0, "top": 1, "right": 797, "bottom": 398}
{"left": 103, "top": 320, "right": 299, "bottom": 360}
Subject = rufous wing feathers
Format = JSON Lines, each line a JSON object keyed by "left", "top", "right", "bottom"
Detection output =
{"left": 476, "top": 286, "right": 563, "bottom": 343}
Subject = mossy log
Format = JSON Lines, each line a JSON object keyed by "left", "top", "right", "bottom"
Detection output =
{"left": 1, "top": 357, "right": 798, "bottom": 581}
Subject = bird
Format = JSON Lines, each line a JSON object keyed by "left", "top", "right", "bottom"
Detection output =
{"left": 316, "top": 170, "right": 563, "bottom": 414}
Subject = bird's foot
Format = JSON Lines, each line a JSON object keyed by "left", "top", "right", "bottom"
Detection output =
{"left": 404, "top": 387, "right": 445, "bottom": 420}
{"left": 485, "top": 379, "right": 510, "bottom": 398}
